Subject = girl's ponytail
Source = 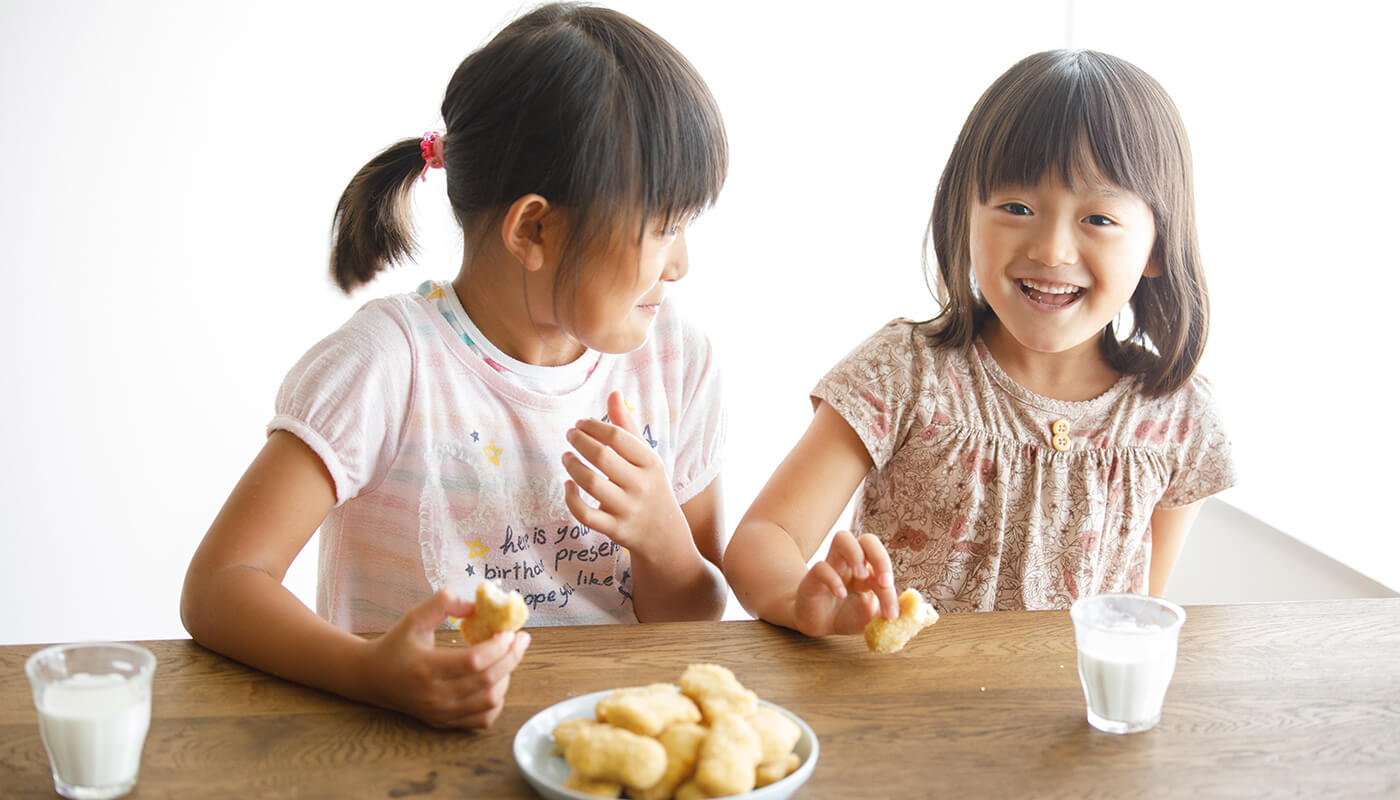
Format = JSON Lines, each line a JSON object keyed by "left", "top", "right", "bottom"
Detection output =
{"left": 329, "top": 138, "right": 425, "bottom": 293}
{"left": 326, "top": 3, "right": 726, "bottom": 299}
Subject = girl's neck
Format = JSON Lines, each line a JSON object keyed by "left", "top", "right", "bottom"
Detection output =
{"left": 980, "top": 319, "right": 1122, "bottom": 402}
{"left": 450, "top": 252, "right": 586, "bottom": 367}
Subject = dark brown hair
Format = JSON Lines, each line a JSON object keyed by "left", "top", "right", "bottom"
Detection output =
{"left": 925, "top": 49, "right": 1207, "bottom": 396}
{"left": 329, "top": 2, "right": 728, "bottom": 307}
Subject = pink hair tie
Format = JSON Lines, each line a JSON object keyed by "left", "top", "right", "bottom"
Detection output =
{"left": 419, "top": 131, "right": 444, "bottom": 181}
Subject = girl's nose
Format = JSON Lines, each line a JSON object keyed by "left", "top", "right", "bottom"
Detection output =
{"left": 1027, "top": 220, "right": 1077, "bottom": 267}
{"left": 661, "top": 230, "right": 689, "bottom": 282}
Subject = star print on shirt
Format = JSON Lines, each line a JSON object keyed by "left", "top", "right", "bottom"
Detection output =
{"left": 471, "top": 431, "right": 479, "bottom": 442}
{"left": 425, "top": 284, "right": 446, "bottom": 300}
{"left": 466, "top": 537, "right": 490, "bottom": 559}
{"left": 483, "top": 439, "right": 502, "bottom": 466}
{"left": 464, "top": 564, "right": 475, "bottom": 577}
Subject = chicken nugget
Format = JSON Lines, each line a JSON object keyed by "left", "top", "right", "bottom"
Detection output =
{"left": 551, "top": 717, "right": 603, "bottom": 755}
{"left": 563, "top": 722, "right": 667, "bottom": 791}
{"left": 755, "top": 752, "right": 801, "bottom": 787}
{"left": 693, "top": 712, "right": 762, "bottom": 797}
{"left": 679, "top": 663, "right": 758, "bottom": 721}
{"left": 596, "top": 683, "right": 702, "bottom": 736}
{"left": 672, "top": 779, "right": 708, "bottom": 800}
{"left": 864, "top": 588, "right": 939, "bottom": 654}
{"left": 562, "top": 771, "right": 622, "bottom": 798}
{"left": 630, "top": 722, "right": 708, "bottom": 800}
{"left": 746, "top": 705, "right": 801, "bottom": 764}
{"left": 462, "top": 580, "right": 530, "bottom": 644}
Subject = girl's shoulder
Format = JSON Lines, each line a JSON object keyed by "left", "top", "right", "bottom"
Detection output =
{"left": 1129, "top": 369, "right": 1225, "bottom": 418}
{"left": 325, "top": 291, "right": 433, "bottom": 339}
{"left": 820, "top": 317, "right": 975, "bottom": 404}
{"left": 1111, "top": 369, "right": 1233, "bottom": 454}
{"left": 846, "top": 316, "right": 974, "bottom": 370}
{"left": 289, "top": 294, "right": 425, "bottom": 371}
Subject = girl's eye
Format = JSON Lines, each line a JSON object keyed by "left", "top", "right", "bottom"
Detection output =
{"left": 999, "top": 202, "right": 1032, "bottom": 216}
{"left": 1084, "top": 214, "right": 1115, "bottom": 226}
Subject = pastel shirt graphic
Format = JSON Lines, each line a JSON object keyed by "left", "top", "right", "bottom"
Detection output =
{"left": 269, "top": 284, "right": 725, "bottom": 632}
{"left": 812, "top": 319, "right": 1236, "bottom": 613}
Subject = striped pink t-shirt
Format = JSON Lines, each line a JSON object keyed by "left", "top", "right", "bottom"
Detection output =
{"left": 270, "top": 286, "right": 724, "bottom": 632}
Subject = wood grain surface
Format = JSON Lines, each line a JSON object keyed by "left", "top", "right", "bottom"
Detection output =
{"left": 2, "top": 599, "right": 1397, "bottom": 798}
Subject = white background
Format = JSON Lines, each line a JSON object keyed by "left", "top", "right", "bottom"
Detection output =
{"left": 1, "top": 1, "right": 1395, "bottom": 644}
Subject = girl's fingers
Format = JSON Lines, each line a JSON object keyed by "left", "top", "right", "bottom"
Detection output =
{"left": 432, "top": 632, "right": 530, "bottom": 727}
{"left": 825, "top": 530, "right": 867, "bottom": 582}
{"left": 432, "top": 629, "right": 517, "bottom": 679}
{"left": 561, "top": 451, "right": 625, "bottom": 508}
{"left": 857, "top": 533, "right": 900, "bottom": 620}
{"left": 563, "top": 481, "right": 618, "bottom": 532}
{"left": 441, "top": 672, "right": 514, "bottom": 729}
{"left": 400, "top": 589, "right": 472, "bottom": 642}
{"left": 605, "top": 390, "right": 643, "bottom": 438}
{"left": 565, "top": 426, "right": 636, "bottom": 481}
{"left": 803, "top": 560, "right": 848, "bottom": 601}
{"left": 571, "top": 418, "right": 653, "bottom": 468}
{"left": 441, "top": 629, "right": 531, "bottom": 682}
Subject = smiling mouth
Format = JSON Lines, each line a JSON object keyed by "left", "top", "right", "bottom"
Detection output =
{"left": 1018, "top": 279, "right": 1083, "bottom": 308}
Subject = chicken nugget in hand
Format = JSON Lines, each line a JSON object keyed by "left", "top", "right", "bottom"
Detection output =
{"left": 864, "top": 588, "right": 939, "bottom": 653}
{"left": 462, "top": 580, "right": 530, "bottom": 644}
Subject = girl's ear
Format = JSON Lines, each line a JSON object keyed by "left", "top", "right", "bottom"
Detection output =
{"left": 1143, "top": 255, "right": 1163, "bottom": 279}
{"left": 500, "top": 194, "right": 553, "bottom": 272}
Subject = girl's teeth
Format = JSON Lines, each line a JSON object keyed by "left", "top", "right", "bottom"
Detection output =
{"left": 1020, "top": 279, "right": 1079, "bottom": 294}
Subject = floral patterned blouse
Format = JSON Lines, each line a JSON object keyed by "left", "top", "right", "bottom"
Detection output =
{"left": 812, "top": 319, "right": 1237, "bottom": 612}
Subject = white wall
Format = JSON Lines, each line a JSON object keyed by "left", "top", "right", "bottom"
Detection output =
{"left": 1, "top": 1, "right": 1395, "bottom": 645}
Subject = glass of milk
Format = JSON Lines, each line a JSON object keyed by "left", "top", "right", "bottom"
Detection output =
{"left": 1069, "top": 593, "right": 1185, "bottom": 735}
{"left": 24, "top": 642, "right": 156, "bottom": 799}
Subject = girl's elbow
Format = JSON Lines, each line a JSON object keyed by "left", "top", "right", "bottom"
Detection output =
{"left": 178, "top": 579, "right": 207, "bottom": 641}
{"left": 179, "top": 565, "right": 220, "bottom": 642}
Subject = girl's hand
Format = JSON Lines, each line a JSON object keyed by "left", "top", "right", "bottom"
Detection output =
{"left": 361, "top": 589, "right": 530, "bottom": 729}
{"left": 562, "top": 390, "right": 688, "bottom": 560}
{"left": 793, "top": 530, "right": 900, "bottom": 636}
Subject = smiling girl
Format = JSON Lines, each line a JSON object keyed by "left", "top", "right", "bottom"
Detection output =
{"left": 724, "top": 49, "right": 1236, "bottom": 636}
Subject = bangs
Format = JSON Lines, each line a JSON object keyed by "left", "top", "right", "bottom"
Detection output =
{"left": 973, "top": 50, "right": 1178, "bottom": 214}
{"left": 626, "top": 51, "right": 729, "bottom": 233}
{"left": 565, "top": 8, "right": 728, "bottom": 241}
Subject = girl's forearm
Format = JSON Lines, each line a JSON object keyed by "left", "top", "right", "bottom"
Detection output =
{"left": 181, "top": 565, "right": 375, "bottom": 706}
{"left": 629, "top": 526, "right": 727, "bottom": 622}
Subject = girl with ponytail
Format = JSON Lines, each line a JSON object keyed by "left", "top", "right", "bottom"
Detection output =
{"left": 181, "top": 2, "right": 729, "bottom": 729}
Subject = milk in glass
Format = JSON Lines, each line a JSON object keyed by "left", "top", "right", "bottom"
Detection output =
{"left": 1076, "top": 631, "right": 1178, "bottom": 729}
{"left": 1069, "top": 593, "right": 1185, "bottom": 735}
{"left": 38, "top": 673, "right": 151, "bottom": 790}
{"left": 25, "top": 642, "right": 156, "bottom": 800}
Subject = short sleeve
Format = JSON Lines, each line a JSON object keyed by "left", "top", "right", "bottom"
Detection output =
{"left": 267, "top": 299, "right": 416, "bottom": 505}
{"left": 668, "top": 313, "right": 725, "bottom": 505}
{"left": 810, "top": 319, "right": 926, "bottom": 469}
{"left": 1157, "top": 375, "right": 1238, "bottom": 508}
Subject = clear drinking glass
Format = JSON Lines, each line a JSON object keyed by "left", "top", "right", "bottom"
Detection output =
{"left": 24, "top": 642, "right": 157, "bottom": 799}
{"left": 1069, "top": 593, "right": 1185, "bottom": 734}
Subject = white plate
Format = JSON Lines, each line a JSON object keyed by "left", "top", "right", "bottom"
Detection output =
{"left": 513, "top": 688, "right": 819, "bottom": 800}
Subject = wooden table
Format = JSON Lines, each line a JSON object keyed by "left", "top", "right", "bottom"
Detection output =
{"left": 2, "top": 599, "right": 1397, "bottom": 798}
